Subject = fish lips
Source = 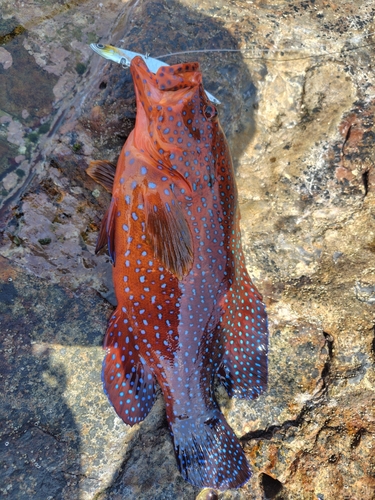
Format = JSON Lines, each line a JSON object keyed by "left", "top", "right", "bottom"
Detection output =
{"left": 130, "top": 56, "right": 202, "bottom": 102}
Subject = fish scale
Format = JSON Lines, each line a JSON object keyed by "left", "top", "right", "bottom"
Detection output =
{"left": 87, "top": 56, "right": 268, "bottom": 490}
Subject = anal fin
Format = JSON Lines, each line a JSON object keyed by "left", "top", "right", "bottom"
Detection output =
{"left": 102, "top": 309, "right": 156, "bottom": 425}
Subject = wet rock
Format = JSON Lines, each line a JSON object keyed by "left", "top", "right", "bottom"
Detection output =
{"left": 0, "top": 0, "right": 375, "bottom": 499}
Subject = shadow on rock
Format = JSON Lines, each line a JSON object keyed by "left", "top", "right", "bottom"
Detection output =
{"left": 0, "top": 263, "right": 82, "bottom": 499}
{"left": 78, "top": 0, "right": 257, "bottom": 172}
{"left": 98, "top": 397, "right": 199, "bottom": 500}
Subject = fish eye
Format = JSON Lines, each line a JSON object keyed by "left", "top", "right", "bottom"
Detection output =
{"left": 97, "top": 43, "right": 104, "bottom": 49}
{"left": 203, "top": 104, "right": 217, "bottom": 120}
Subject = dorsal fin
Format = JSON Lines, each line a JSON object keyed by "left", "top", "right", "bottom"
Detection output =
{"left": 87, "top": 160, "right": 116, "bottom": 193}
{"left": 217, "top": 266, "right": 268, "bottom": 400}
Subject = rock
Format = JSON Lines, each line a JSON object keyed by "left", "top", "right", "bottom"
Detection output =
{"left": 0, "top": 47, "right": 13, "bottom": 70}
{"left": 1, "top": 0, "right": 375, "bottom": 499}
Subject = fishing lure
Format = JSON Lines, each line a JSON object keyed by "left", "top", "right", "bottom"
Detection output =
{"left": 87, "top": 44, "right": 268, "bottom": 490}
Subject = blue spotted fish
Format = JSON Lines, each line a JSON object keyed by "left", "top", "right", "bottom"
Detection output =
{"left": 87, "top": 54, "right": 268, "bottom": 490}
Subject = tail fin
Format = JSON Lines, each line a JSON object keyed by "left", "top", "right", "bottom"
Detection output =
{"left": 170, "top": 409, "right": 251, "bottom": 490}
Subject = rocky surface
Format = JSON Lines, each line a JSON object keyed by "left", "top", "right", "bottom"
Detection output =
{"left": 0, "top": 0, "right": 374, "bottom": 499}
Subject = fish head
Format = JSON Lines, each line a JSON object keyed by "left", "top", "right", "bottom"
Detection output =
{"left": 130, "top": 56, "right": 219, "bottom": 151}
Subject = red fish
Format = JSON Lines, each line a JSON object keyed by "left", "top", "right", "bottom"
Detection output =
{"left": 87, "top": 57, "right": 268, "bottom": 490}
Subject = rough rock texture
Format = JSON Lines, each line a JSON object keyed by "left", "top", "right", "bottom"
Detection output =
{"left": 1, "top": 0, "right": 374, "bottom": 499}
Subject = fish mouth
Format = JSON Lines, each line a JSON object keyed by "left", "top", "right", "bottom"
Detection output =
{"left": 130, "top": 56, "right": 202, "bottom": 98}
{"left": 90, "top": 44, "right": 220, "bottom": 104}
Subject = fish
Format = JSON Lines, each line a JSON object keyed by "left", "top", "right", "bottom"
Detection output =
{"left": 87, "top": 54, "right": 268, "bottom": 490}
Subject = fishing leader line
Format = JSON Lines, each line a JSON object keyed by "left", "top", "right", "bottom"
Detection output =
{"left": 155, "top": 29, "right": 375, "bottom": 63}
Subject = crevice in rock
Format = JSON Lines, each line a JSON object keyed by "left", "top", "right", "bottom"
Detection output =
{"left": 242, "top": 331, "right": 335, "bottom": 443}
{"left": 362, "top": 169, "right": 369, "bottom": 197}
{"left": 320, "top": 331, "right": 334, "bottom": 391}
{"left": 341, "top": 123, "right": 352, "bottom": 157}
{"left": 31, "top": 424, "right": 63, "bottom": 444}
{"left": 64, "top": 471, "right": 98, "bottom": 481}
{"left": 241, "top": 405, "right": 310, "bottom": 442}
{"left": 350, "top": 428, "right": 365, "bottom": 449}
{"left": 371, "top": 324, "right": 375, "bottom": 364}
{"left": 260, "top": 473, "right": 284, "bottom": 499}
{"left": 311, "top": 420, "right": 345, "bottom": 448}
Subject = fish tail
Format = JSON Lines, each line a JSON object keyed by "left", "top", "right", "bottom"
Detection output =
{"left": 170, "top": 408, "right": 251, "bottom": 490}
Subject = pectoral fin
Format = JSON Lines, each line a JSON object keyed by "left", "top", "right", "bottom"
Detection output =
{"left": 143, "top": 186, "right": 193, "bottom": 280}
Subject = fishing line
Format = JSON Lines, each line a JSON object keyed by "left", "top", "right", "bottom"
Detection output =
{"left": 156, "top": 30, "right": 375, "bottom": 63}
